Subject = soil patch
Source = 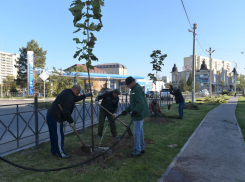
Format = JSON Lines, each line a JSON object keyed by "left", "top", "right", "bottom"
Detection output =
{"left": 70, "top": 136, "right": 155, "bottom": 167}
{"left": 184, "top": 102, "right": 200, "bottom": 110}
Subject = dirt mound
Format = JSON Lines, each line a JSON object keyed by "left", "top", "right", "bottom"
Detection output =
{"left": 184, "top": 102, "right": 200, "bottom": 110}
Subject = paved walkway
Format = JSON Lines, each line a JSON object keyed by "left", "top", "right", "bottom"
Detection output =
{"left": 158, "top": 96, "right": 245, "bottom": 182}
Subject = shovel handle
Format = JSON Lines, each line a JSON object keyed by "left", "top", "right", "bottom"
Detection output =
{"left": 98, "top": 104, "right": 128, "bottom": 128}
{"left": 58, "top": 104, "right": 84, "bottom": 145}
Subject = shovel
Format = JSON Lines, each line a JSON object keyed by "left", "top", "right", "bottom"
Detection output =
{"left": 98, "top": 104, "right": 133, "bottom": 137}
{"left": 58, "top": 104, "right": 91, "bottom": 153}
{"left": 167, "top": 89, "right": 171, "bottom": 110}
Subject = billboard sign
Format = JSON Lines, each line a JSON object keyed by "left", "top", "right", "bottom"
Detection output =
{"left": 27, "top": 51, "right": 34, "bottom": 95}
{"left": 195, "top": 74, "right": 209, "bottom": 83}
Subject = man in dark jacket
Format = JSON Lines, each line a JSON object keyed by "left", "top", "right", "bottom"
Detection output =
{"left": 46, "top": 84, "right": 92, "bottom": 159}
{"left": 169, "top": 85, "right": 185, "bottom": 119}
{"left": 121, "top": 76, "right": 150, "bottom": 158}
{"left": 95, "top": 89, "right": 120, "bottom": 138}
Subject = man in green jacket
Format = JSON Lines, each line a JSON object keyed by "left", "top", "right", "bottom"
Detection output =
{"left": 121, "top": 76, "right": 150, "bottom": 158}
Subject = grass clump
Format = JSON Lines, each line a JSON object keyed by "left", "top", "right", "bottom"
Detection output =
{"left": 235, "top": 96, "right": 245, "bottom": 141}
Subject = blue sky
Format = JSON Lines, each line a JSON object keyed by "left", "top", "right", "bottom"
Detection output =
{"left": 0, "top": 0, "right": 245, "bottom": 80}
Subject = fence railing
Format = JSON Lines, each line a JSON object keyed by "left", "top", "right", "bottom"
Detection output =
{"left": 0, "top": 92, "right": 222, "bottom": 156}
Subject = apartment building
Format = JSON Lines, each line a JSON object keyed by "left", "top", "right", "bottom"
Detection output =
{"left": 94, "top": 63, "right": 127, "bottom": 75}
{"left": 0, "top": 51, "right": 19, "bottom": 84}
{"left": 184, "top": 55, "right": 231, "bottom": 74}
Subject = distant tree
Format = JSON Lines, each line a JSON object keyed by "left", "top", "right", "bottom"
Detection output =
{"left": 195, "top": 81, "right": 198, "bottom": 91}
{"left": 66, "top": 65, "right": 87, "bottom": 73}
{"left": 220, "top": 80, "right": 225, "bottom": 90}
{"left": 15, "top": 39, "right": 47, "bottom": 87}
{"left": 49, "top": 67, "right": 74, "bottom": 96}
{"left": 179, "top": 77, "right": 189, "bottom": 92}
{"left": 148, "top": 50, "right": 167, "bottom": 91}
{"left": 2, "top": 75, "right": 18, "bottom": 93}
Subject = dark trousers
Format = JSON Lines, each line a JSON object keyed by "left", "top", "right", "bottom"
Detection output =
{"left": 178, "top": 101, "right": 185, "bottom": 119}
{"left": 46, "top": 112, "right": 67, "bottom": 157}
{"left": 98, "top": 109, "right": 117, "bottom": 137}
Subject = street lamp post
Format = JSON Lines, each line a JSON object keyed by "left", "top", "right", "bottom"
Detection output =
{"left": 188, "top": 23, "right": 197, "bottom": 103}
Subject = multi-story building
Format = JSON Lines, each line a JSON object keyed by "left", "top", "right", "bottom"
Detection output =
{"left": 162, "top": 76, "right": 170, "bottom": 83}
{"left": 171, "top": 59, "right": 236, "bottom": 92}
{"left": 184, "top": 55, "right": 231, "bottom": 73}
{"left": 0, "top": 51, "right": 19, "bottom": 84}
{"left": 94, "top": 63, "right": 127, "bottom": 75}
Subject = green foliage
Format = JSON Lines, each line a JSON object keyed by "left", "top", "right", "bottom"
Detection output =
{"left": 220, "top": 80, "right": 225, "bottom": 90}
{"left": 69, "top": 0, "right": 104, "bottom": 69}
{"left": 2, "top": 75, "right": 18, "bottom": 93}
{"left": 15, "top": 39, "right": 47, "bottom": 87}
{"left": 34, "top": 74, "right": 52, "bottom": 97}
{"left": 49, "top": 67, "right": 74, "bottom": 96}
{"left": 178, "top": 77, "right": 189, "bottom": 92}
{"left": 222, "top": 90, "right": 229, "bottom": 95}
{"left": 148, "top": 50, "right": 167, "bottom": 84}
{"left": 195, "top": 81, "right": 198, "bottom": 91}
{"left": 187, "top": 72, "right": 192, "bottom": 87}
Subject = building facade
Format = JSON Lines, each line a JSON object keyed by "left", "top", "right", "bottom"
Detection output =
{"left": 0, "top": 51, "right": 19, "bottom": 84}
{"left": 162, "top": 76, "right": 170, "bottom": 83}
{"left": 184, "top": 55, "right": 231, "bottom": 73}
{"left": 94, "top": 63, "right": 127, "bottom": 75}
{"left": 171, "top": 59, "right": 236, "bottom": 92}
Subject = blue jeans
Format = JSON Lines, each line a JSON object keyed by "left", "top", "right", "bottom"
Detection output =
{"left": 178, "top": 101, "right": 185, "bottom": 119}
{"left": 132, "top": 119, "right": 144, "bottom": 155}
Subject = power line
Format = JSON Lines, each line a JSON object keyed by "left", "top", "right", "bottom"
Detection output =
{"left": 180, "top": 0, "right": 192, "bottom": 30}
{"left": 196, "top": 38, "right": 209, "bottom": 56}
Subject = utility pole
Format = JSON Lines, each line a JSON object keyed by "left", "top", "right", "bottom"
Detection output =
{"left": 206, "top": 47, "right": 215, "bottom": 97}
{"left": 188, "top": 23, "right": 197, "bottom": 102}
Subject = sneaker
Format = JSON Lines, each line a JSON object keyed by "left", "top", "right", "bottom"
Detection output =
{"left": 61, "top": 154, "right": 72, "bottom": 159}
{"left": 113, "top": 135, "right": 119, "bottom": 139}
{"left": 141, "top": 150, "right": 145, "bottom": 154}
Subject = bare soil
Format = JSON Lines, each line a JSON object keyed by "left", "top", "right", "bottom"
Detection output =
{"left": 184, "top": 102, "right": 200, "bottom": 110}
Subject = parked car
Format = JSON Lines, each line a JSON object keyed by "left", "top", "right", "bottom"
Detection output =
{"left": 146, "top": 91, "right": 160, "bottom": 98}
{"left": 199, "top": 89, "right": 209, "bottom": 97}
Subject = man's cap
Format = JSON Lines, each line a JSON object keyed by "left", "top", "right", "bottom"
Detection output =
{"left": 125, "top": 76, "right": 135, "bottom": 85}
{"left": 173, "top": 87, "right": 177, "bottom": 90}
{"left": 113, "top": 89, "right": 120, "bottom": 95}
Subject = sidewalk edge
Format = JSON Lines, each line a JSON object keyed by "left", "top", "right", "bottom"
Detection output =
{"left": 157, "top": 106, "right": 219, "bottom": 182}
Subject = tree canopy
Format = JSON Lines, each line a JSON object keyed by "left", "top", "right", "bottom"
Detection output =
{"left": 15, "top": 39, "right": 47, "bottom": 87}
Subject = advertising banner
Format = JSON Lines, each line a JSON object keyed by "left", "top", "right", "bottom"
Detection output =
{"left": 195, "top": 74, "right": 209, "bottom": 83}
{"left": 27, "top": 51, "right": 34, "bottom": 95}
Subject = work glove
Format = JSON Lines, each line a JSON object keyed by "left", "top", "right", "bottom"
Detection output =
{"left": 121, "top": 110, "right": 127, "bottom": 115}
{"left": 95, "top": 101, "right": 99, "bottom": 105}
{"left": 131, "top": 110, "right": 138, "bottom": 118}
{"left": 113, "top": 113, "right": 117, "bottom": 117}
{"left": 85, "top": 92, "right": 93, "bottom": 97}
{"left": 69, "top": 122, "right": 75, "bottom": 129}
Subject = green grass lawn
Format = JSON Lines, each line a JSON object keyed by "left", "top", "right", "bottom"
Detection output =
{"left": 235, "top": 96, "right": 245, "bottom": 141}
{"left": 0, "top": 99, "right": 221, "bottom": 182}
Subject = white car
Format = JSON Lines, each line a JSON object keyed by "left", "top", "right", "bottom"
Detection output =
{"left": 199, "top": 89, "right": 209, "bottom": 97}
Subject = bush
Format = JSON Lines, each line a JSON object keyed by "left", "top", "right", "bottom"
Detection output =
{"left": 222, "top": 90, "right": 229, "bottom": 95}
{"left": 26, "top": 95, "right": 35, "bottom": 98}
{"left": 4, "top": 95, "right": 11, "bottom": 98}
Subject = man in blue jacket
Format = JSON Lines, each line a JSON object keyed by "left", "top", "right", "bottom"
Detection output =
{"left": 169, "top": 85, "right": 185, "bottom": 119}
{"left": 46, "top": 84, "right": 92, "bottom": 159}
